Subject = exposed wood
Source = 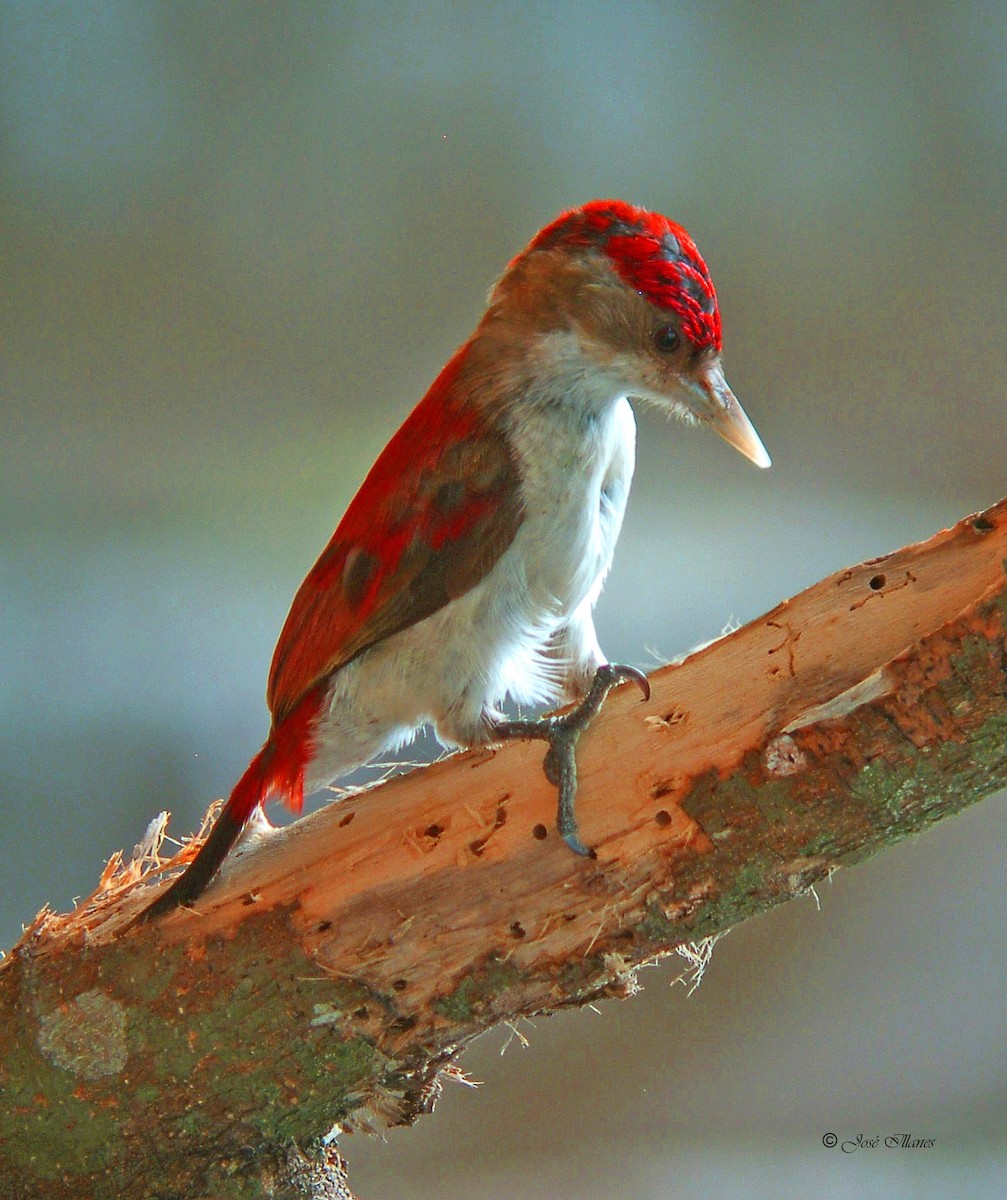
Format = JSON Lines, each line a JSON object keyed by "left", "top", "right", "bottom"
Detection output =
{"left": 2, "top": 496, "right": 1005, "bottom": 1200}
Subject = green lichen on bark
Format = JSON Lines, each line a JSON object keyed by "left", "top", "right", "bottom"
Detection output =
{"left": 679, "top": 855, "right": 780, "bottom": 941}
{"left": 0, "top": 959, "right": 125, "bottom": 1181}
{"left": 431, "top": 954, "right": 524, "bottom": 1024}
{"left": 0, "top": 911, "right": 406, "bottom": 1198}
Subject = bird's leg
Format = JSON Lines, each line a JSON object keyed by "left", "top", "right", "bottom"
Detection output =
{"left": 491, "top": 663, "right": 650, "bottom": 857}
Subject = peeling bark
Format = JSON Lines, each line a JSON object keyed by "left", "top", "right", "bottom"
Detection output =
{"left": 2, "top": 497, "right": 1005, "bottom": 1199}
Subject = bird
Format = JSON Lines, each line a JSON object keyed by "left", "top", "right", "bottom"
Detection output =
{"left": 140, "top": 198, "right": 770, "bottom": 920}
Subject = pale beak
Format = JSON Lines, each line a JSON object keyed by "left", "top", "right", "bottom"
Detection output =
{"left": 686, "top": 362, "right": 771, "bottom": 469}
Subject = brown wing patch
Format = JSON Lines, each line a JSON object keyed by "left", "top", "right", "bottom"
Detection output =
{"left": 341, "top": 546, "right": 380, "bottom": 609}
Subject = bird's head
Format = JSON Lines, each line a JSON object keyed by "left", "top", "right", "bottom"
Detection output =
{"left": 485, "top": 199, "right": 770, "bottom": 469}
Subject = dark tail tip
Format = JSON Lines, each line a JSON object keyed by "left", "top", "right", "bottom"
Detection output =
{"left": 137, "top": 805, "right": 245, "bottom": 922}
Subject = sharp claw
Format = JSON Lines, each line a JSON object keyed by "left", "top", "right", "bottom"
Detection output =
{"left": 626, "top": 668, "right": 650, "bottom": 701}
{"left": 563, "top": 829, "right": 596, "bottom": 858}
{"left": 558, "top": 781, "right": 593, "bottom": 857}
{"left": 607, "top": 662, "right": 651, "bottom": 702}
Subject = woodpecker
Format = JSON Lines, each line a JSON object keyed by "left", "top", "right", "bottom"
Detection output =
{"left": 141, "top": 199, "right": 769, "bottom": 919}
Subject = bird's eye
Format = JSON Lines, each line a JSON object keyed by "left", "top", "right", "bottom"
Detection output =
{"left": 652, "top": 324, "right": 681, "bottom": 353}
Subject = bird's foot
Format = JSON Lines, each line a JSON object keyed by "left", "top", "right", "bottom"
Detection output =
{"left": 491, "top": 663, "right": 650, "bottom": 857}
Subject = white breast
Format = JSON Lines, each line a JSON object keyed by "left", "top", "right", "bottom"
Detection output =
{"left": 505, "top": 393, "right": 635, "bottom": 621}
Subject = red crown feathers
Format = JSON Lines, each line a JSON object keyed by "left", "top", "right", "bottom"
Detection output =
{"left": 526, "top": 199, "right": 722, "bottom": 352}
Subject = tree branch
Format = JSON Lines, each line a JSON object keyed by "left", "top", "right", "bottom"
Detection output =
{"left": 3, "top": 497, "right": 1006, "bottom": 1199}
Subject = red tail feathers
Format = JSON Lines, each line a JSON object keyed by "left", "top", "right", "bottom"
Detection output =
{"left": 139, "top": 685, "right": 325, "bottom": 919}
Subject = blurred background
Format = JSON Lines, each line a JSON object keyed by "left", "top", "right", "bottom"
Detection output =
{"left": 2, "top": 3, "right": 1005, "bottom": 1196}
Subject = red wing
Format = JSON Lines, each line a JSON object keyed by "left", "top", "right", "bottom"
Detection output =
{"left": 266, "top": 345, "right": 523, "bottom": 727}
